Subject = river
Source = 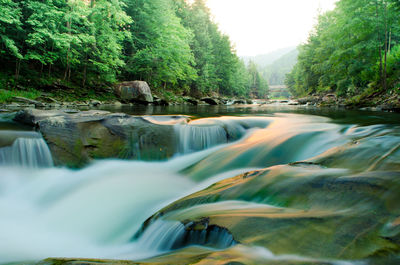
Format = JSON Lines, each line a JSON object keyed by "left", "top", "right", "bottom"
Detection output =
{"left": 0, "top": 105, "right": 399, "bottom": 264}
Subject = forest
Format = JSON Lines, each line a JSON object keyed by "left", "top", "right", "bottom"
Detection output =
{"left": 0, "top": 0, "right": 268, "bottom": 100}
{"left": 286, "top": 0, "right": 400, "bottom": 102}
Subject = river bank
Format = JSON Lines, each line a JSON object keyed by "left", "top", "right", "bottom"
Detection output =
{"left": 1, "top": 84, "right": 399, "bottom": 113}
{"left": 296, "top": 89, "right": 400, "bottom": 112}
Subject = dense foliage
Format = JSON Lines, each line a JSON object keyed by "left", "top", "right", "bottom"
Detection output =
{"left": 286, "top": 0, "right": 400, "bottom": 98}
{"left": 0, "top": 0, "right": 268, "bottom": 98}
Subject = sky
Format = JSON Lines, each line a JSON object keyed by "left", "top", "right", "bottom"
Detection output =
{"left": 202, "top": 0, "right": 338, "bottom": 56}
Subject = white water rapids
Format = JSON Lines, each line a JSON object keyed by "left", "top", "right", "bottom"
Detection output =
{"left": 0, "top": 113, "right": 393, "bottom": 264}
{"left": 0, "top": 138, "right": 256, "bottom": 262}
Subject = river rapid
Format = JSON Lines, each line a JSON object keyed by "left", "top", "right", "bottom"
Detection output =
{"left": 0, "top": 106, "right": 399, "bottom": 264}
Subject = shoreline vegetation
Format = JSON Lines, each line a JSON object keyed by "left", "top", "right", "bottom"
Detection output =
{"left": 1, "top": 0, "right": 399, "bottom": 111}
{"left": 285, "top": 0, "right": 400, "bottom": 110}
{"left": 0, "top": 0, "right": 268, "bottom": 104}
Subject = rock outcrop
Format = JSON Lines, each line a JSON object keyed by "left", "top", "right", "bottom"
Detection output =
{"left": 11, "top": 96, "right": 45, "bottom": 107}
{"left": 14, "top": 109, "right": 179, "bottom": 167}
{"left": 200, "top": 97, "right": 219, "bottom": 105}
{"left": 13, "top": 110, "right": 271, "bottom": 167}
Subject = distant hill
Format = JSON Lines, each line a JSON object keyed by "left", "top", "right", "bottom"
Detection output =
{"left": 242, "top": 46, "right": 296, "bottom": 68}
{"left": 262, "top": 48, "right": 299, "bottom": 86}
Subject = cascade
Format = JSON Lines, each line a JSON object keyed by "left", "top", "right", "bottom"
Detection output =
{"left": 174, "top": 117, "right": 270, "bottom": 154}
{"left": 175, "top": 123, "right": 228, "bottom": 153}
{"left": 135, "top": 219, "right": 236, "bottom": 251}
{"left": 0, "top": 132, "right": 53, "bottom": 168}
{"left": 0, "top": 112, "right": 398, "bottom": 264}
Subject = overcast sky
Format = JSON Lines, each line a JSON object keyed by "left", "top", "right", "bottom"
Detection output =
{"left": 203, "top": 0, "right": 337, "bottom": 56}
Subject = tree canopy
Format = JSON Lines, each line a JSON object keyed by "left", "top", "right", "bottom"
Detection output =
{"left": 0, "top": 0, "right": 268, "bottom": 98}
{"left": 286, "top": 0, "right": 400, "bottom": 98}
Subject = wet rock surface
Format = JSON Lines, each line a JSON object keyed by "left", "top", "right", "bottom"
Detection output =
{"left": 140, "top": 165, "right": 400, "bottom": 260}
{"left": 12, "top": 109, "right": 269, "bottom": 167}
{"left": 13, "top": 109, "right": 178, "bottom": 166}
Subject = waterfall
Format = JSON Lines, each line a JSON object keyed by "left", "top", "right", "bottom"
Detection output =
{"left": 174, "top": 117, "right": 271, "bottom": 154}
{"left": 135, "top": 219, "right": 236, "bottom": 251}
{"left": 0, "top": 133, "right": 53, "bottom": 168}
{"left": 175, "top": 123, "right": 228, "bottom": 154}
{"left": 135, "top": 220, "right": 186, "bottom": 250}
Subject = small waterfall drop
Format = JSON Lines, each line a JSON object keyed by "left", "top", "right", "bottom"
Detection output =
{"left": 0, "top": 132, "right": 53, "bottom": 168}
{"left": 135, "top": 220, "right": 186, "bottom": 251}
{"left": 175, "top": 123, "right": 228, "bottom": 154}
{"left": 135, "top": 219, "right": 236, "bottom": 251}
{"left": 174, "top": 117, "right": 271, "bottom": 154}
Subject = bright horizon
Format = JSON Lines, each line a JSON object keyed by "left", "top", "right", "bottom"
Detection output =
{"left": 201, "top": 0, "right": 338, "bottom": 56}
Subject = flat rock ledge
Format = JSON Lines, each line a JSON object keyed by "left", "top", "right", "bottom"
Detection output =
{"left": 14, "top": 109, "right": 187, "bottom": 167}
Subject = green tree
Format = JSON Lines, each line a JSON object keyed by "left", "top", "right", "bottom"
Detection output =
{"left": 24, "top": 0, "right": 67, "bottom": 76}
{"left": 286, "top": 0, "right": 400, "bottom": 97}
{"left": 0, "top": 0, "right": 23, "bottom": 59}
{"left": 123, "top": 0, "right": 196, "bottom": 91}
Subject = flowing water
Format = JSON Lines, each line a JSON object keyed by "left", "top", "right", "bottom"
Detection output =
{"left": 0, "top": 107, "right": 399, "bottom": 264}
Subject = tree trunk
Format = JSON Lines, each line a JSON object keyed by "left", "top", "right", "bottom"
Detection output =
{"left": 376, "top": 1, "right": 384, "bottom": 89}
{"left": 64, "top": 56, "right": 69, "bottom": 81}
{"left": 64, "top": 18, "right": 72, "bottom": 80}
{"left": 15, "top": 59, "right": 21, "bottom": 84}
{"left": 82, "top": 65, "right": 87, "bottom": 87}
{"left": 82, "top": 50, "right": 88, "bottom": 87}
{"left": 383, "top": 1, "right": 388, "bottom": 91}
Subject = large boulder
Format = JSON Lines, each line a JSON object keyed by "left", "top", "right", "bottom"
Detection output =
{"left": 115, "top": 81, "right": 154, "bottom": 104}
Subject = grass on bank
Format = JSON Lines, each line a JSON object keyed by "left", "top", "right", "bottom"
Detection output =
{"left": 0, "top": 88, "right": 42, "bottom": 103}
{"left": 0, "top": 87, "right": 118, "bottom": 104}
{"left": 0, "top": 69, "right": 118, "bottom": 103}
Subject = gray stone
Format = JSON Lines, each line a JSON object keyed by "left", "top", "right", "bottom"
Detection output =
{"left": 201, "top": 97, "right": 219, "bottom": 105}
{"left": 115, "top": 81, "right": 154, "bottom": 104}
{"left": 36, "top": 96, "right": 60, "bottom": 104}
{"left": 183, "top": 97, "right": 199, "bottom": 105}
{"left": 233, "top": 99, "right": 246, "bottom": 105}
{"left": 89, "top": 99, "right": 102, "bottom": 106}
{"left": 11, "top": 96, "right": 45, "bottom": 107}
